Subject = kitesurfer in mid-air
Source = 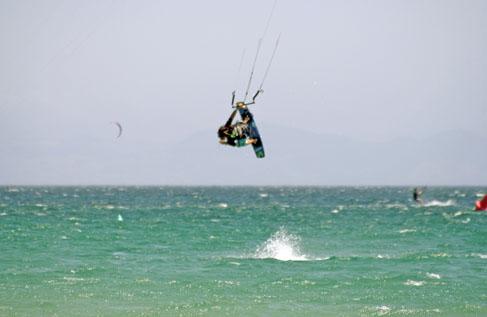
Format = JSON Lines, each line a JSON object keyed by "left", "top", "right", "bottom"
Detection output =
{"left": 217, "top": 1, "right": 279, "bottom": 158}
{"left": 218, "top": 102, "right": 258, "bottom": 147}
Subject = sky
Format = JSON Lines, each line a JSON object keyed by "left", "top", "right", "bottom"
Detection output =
{"left": 1, "top": 0, "right": 486, "bottom": 185}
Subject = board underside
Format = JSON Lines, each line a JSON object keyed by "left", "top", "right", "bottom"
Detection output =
{"left": 238, "top": 107, "right": 265, "bottom": 158}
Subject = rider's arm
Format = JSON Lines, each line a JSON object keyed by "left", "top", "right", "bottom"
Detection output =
{"left": 243, "top": 90, "right": 262, "bottom": 106}
{"left": 224, "top": 110, "right": 237, "bottom": 127}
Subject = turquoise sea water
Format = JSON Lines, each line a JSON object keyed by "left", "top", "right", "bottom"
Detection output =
{"left": 0, "top": 186, "right": 486, "bottom": 316}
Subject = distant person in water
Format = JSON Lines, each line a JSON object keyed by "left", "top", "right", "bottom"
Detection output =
{"left": 413, "top": 188, "right": 423, "bottom": 204}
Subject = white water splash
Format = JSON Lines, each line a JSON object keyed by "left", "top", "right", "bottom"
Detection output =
{"left": 424, "top": 200, "right": 455, "bottom": 207}
{"left": 254, "top": 228, "right": 311, "bottom": 261}
{"left": 117, "top": 214, "right": 123, "bottom": 222}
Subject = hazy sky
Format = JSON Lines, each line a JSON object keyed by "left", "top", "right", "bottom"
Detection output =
{"left": 1, "top": 0, "right": 486, "bottom": 185}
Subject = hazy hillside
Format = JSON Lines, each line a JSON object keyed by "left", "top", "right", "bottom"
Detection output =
{"left": 159, "top": 126, "right": 487, "bottom": 185}
{"left": 1, "top": 126, "right": 485, "bottom": 185}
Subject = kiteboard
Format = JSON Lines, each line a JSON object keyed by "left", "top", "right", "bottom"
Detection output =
{"left": 237, "top": 106, "right": 265, "bottom": 158}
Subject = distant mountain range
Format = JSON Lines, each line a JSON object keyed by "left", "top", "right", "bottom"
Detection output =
{"left": 1, "top": 126, "right": 486, "bottom": 185}
{"left": 159, "top": 126, "right": 487, "bottom": 186}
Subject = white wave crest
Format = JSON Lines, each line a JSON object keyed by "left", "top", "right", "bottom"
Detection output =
{"left": 424, "top": 200, "right": 455, "bottom": 207}
{"left": 426, "top": 272, "right": 441, "bottom": 279}
{"left": 254, "top": 228, "right": 311, "bottom": 261}
{"left": 376, "top": 305, "right": 391, "bottom": 315}
{"left": 404, "top": 280, "right": 425, "bottom": 286}
{"left": 399, "top": 229, "right": 416, "bottom": 234}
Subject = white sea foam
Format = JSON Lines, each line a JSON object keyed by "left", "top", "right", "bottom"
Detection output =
{"left": 117, "top": 214, "right": 123, "bottom": 222}
{"left": 386, "top": 203, "right": 407, "bottom": 209}
{"left": 471, "top": 253, "right": 487, "bottom": 259}
{"left": 376, "top": 305, "right": 391, "bottom": 315}
{"left": 331, "top": 205, "right": 344, "bottom": 213}
{"left": 253, "top": 228, "right": 322, "bottom": 261}
{"left": 216, "top": 280, "right": 240, "bottom": 286}
{"left": 63, "top": 277, "right": 85, "bottom": 282}
{"left": 259, "top": 193, "right": 268, "bottom": 198}
{"left": 404, "top": 280, "right": 424, "bottom": 286}
{"left": 453, "top": 190, "right": 466, "bottom": 197}
{"left": 399, "top": 229, "right": 416, "bottom": 234}
{"left": 426, "top": 273, "right": 441, "bottom": 279}
{"left": 431, "top": 253, "right": 450, "bottom": 258}
{"left": 136, "top": 278, "right": 150, "bottom": 283}
{"left": 397, "top": 308, "right": 441, "bottom": 314}
{"left": 218, "top": 203, "right": 228, "bottom": 208}
{"left": 424, "top": 200, "right": 455, "bottom": 207}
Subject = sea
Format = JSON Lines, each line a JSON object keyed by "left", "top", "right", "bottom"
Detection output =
{"left": 0, "top": 186, "right": 486, "bottom": 316}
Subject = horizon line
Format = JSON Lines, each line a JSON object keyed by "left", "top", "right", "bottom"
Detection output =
{"left": 1, "top": 184, "right": 486, "bottom": 188}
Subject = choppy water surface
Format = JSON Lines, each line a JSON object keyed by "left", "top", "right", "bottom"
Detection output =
{"left": 0, "top": 187, "right": 486, "bottom": 316}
